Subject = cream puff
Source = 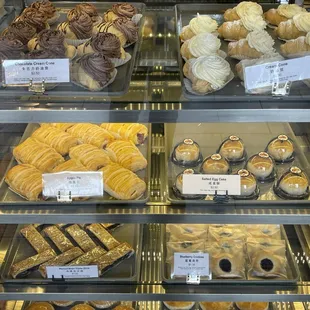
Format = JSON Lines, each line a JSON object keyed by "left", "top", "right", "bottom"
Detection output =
{"left": 246, "top": 152, "right": 275, "bottom": 181}
{"left": 218, "top": 135, "right": 246, "bottom": 163}
{"left": 235, "top": 169, "right": 258, "bottom": 199}
{"left": 266, "top": 134, "right": 294, "bottom": 163}
{"left": 201, "top": 153, "right": 230, "bottom": 174}
{"left": 172, "top": 138, "right": 202, "bottom": 166}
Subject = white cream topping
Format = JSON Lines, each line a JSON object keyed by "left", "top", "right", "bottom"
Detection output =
{"left": 293, "top": 12, "right": 310, "bottom": 33}
{"left": 306, "top": 32, "right": 310, "bottom": 45}
{"left": 241, "top": 14, "right": 267, "bottom": 31}
{"left": 189, "top": 14, "right": 218, "bottom": 35}
{"left": 235, "top": 1, "right": 263, "bottom": 18}
{"left": 277, "top": 4, "right": 306, "bottom": 19}
{"left": 247, "top": 30, "right": 275, "bottom": 54}
{"left": 191, "top": 55, "right": 231, "bottom": 89}
{"left": 188, "top": 33, "right": 221, "bottom": 57}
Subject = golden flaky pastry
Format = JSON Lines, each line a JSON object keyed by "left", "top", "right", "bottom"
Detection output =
{"left": 99, "top": 163, "right": 146, "bottom": 200}
{"left": 53, "top": 159, "right": 88, "bottom": 172}
{"left": 25, "top": 302, "right": 55, "bottom": 310}
{"left": 218, "top": 21, "right": 249, "bottom": 41}
{"left": 275, "top": 19, "right": 306, "bottom": 40}
{"left": 236, "top": 302, "right": 269, "bottom": 310}
{"left": 199, "top": 302, "right": 232, "bottom": 310}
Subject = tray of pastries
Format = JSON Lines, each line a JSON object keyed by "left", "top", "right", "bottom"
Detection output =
{"left": 166, "top": 122, "right": 310, "bottom": 205}
{"left": 0, "top": 1, "right": 145, "bottom": 96}
{"left": 162, "top": 224, "right": 300, "bottom": 284}
{"left": 21, "top": 301, "right": 136, "bottom": 310}
{"left": 0, "top": 122, "right": 150, "bottom": 204}
{"left": 1, "top": 223, "right": 142, "bottom": 283}
{"left": 176, "top": 3, "right": 310, "bottom": 100}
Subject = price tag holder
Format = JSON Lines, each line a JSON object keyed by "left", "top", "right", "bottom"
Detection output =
{"left": 182, "top": 174, "right": 241, "bottom": 196}
{"left": 244, "top": 56, "right": 310, "bottom": 93}
{"left": 43, "top": 171, "right": 104, "bottom": 202}
{"left": 2, "top": 58, "right": 70, "bottom": 86}
{"left": 46, "top": 265, "right": 99, "bottom": 279}
{"left": 174, "top": 253, "right": 211, "bottom": 285}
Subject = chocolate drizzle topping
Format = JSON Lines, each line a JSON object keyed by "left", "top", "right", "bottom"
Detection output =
{"left": 30, "top": 0, "right": 56, "bottom": 18}
{"left": 111, "top": 3, "right": 137, "bottom": 19}
{"left": 19, "top": 8, "right": 48, "bottom": 33}
{"left": 87, "top": 32, "right": 121, "bottom": 58}
{"left": 78, "top": 53, "right": 114, "bottom": 87}
{"left": 0, "top": 37, "right": 24, "bottom": 60}
{"left": 68, "top": 10, "right": 93, "bottom": 39}
{"left": 37, "top": 29, "right": 66, "bottom": 57}
{"left": 113, "top": 17, "right": 138, "bottom": 44}
{"left": 4, "top": 21, "right": 36, "bottom": 45}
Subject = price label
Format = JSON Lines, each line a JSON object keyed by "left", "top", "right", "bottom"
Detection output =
{"left": 46, "top": 265, "right": 99, "bottom": 279}
{"left": 174, "top": 253, "right": 210, "bottom": 277}
{"left": 182, "top": 174, "right": 241, "bottom": 195}
{"left": 2, "top": 59, "right": 70, "bottom": 85}
{"left": 244, "top": 56, "right": 310, "bottom": 90}
{"left": 42, "top": 171, "right": 104, "bottom": 199}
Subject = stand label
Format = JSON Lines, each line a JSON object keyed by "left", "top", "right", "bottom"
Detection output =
{"left": 43, "top": 171, "right": 104, "bottom": 199}
{"left": 46, "top": 265, "right": 99, "bottom": 279}
{"left": 182, "top": 174, "right": 241, "bottom": 195}
{"left": 244, "top": 56, "right": 310, "bottom": 90}
{"left": 2, "top": 59, "right": 70, "bottom": 85}
{"left": 174, "top": 253, "right": 209, "bottom": 277}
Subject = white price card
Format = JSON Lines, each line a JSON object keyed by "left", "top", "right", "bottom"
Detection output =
{"left": 244, "top": 56, "right": 310, "bottom": 91}
{"left": 174, "top": 253, "right": 210, "bottom": 277}
{"left": 182, "top": 174, "right": 241, "bottom": 195}
{"left": 42, "top": 171, "right": 104, "bottom": 199}
{"left": 2, "top": 59, "right": 70, "bottom": 85}
{"left": 46, "top": 265, "right": 99, "bottom": 279}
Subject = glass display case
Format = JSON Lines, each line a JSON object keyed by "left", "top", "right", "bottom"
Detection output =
{"left": 0, "top": 0, "right": 310, "bottom": 307}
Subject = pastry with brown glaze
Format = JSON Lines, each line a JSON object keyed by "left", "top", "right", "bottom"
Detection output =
{"left": 104, "top": 3, "right": 138, "bottom": 22}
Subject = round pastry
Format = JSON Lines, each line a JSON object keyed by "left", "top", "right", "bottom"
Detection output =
{"left": 246, "top": 152, "right": 275, "bottom": 181}
{"left": 218, "top": 135, "right": 246, "bottom": 163}
{"left": 163, "top": 302, "right": 195, "bottom": 310}
{"left": 113, "top": 306, "right": 134, "bottom": 310}
{"left": 236, "top": 169, "right": 258, "bottom": 198}
{"left": 57, "top": 10, "right": 93, "bottom": 44}
{"left": 89, "top": 301, "right": 119, "bottom": 309}
{"left": 3, "top": 21, "right": 36, "bottom": 46}
{"left": 104, "top": 3, "right": 138, "bottom": 22}
{"left": 26, "top": 302, "right": 55, "bottom": 310}
{"left": 71, "top": 305, "right": 95, "bottom": 310}
{"left": 199, "top": 302, "right": 232, "bottom": 310}
{"left": 17, "top": 7, "right": 49, "bottom": 33}
{"left": 0, "top": 37, "right": 24, "bottom": 60}
{"left": 77, "top": 32, "right": 125, "bottom": 60}
{"left": 93, "top": 18, "right": 138, "bottom": 46}
{"left": 52, "top": 301, "right": 75, "bottom": 307}
{"left": 275, "top": 166, "right": 309, "bottom": 199}
{"left": 27, "top": 29, "right": 76, "bottom": 59}
{"left": 75, "top": 3, "right": 102, "bottom": 25}
{"left": 172, "top": 138, "right": 202, "bottom": 166}
{"left": 266, "top": 134, "right": 294, "bottom": 163}
{"left": 251, "top": 250, "right": 283, "bottom": 277}
{"left": 72, "top": 53, "right": 115, "bottom": 91}
{"left": 235, "top": 302, "right": 269, "bottom": 310}
{"left": 30, "top": 0, "right": 59, "bottom": 25}
{"left": 201, "top": 153, "right": 230, "bottom": 174}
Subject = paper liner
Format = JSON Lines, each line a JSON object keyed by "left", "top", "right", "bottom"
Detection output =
{"left": 47, "top": 12, "right": 60, "bottom": 25}
{"left": 182, "top": 49, "right": 227, "bottom": 62}
{"left": 278, "top": 36, "right": 290, "bottom": 42}
{"left": 65, "top": 37, "right": 91, "bottom": 47}
{"left": 111, "top": 52, "right": 131, "bottom": 67}
{"left": 132, "top": 13, "right": 142, "bottom": 25}
{"left": 71, "top": 64, "right": 117, "bottom": 92}
{"left": 184, "top": 71, "right": 234, "bottom": 96}
{"left": 124, "top": 39, "right": 138, "bottom": 48}
{"left": 267, "top": 23, "right": 277, "bottom": 29}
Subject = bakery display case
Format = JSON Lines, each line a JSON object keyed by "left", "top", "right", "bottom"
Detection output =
{"left": 1, "top": 0, "right": 310, "bottom": 306}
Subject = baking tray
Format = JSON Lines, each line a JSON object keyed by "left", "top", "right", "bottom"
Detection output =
{"left": 0, "top": 123, "right": 151, "bottom": 205}
{"left": 1, "top": 223, "right": 142, "bottom": 284}
{"left": 175, "top": 4, "right": 310, "bottom": 102}
{"left": 161, "top": 224, "right": 300, "bottom": 285}
{"left": 0, "top": 1, "right": 145, "bottom": 98}
{"left": 165, "top": 122, "right": 310, "bottom": 206}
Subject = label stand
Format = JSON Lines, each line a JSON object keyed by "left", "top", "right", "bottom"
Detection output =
{"left": 51, "top": 275, "right": 65, "bottom": 282}
{"left": 57, "top": 190, "right": 72, "bottom": 203}
{"left": 213, "top": 190, "right": 229, "bottom": 204}
{"left": 186, "top": 274, "right": 200, "bottom": 285}
{"left": 272, "top": 81, "right": 291, "bottom": 97}
{"left": 28, "top": 79, "right": 46, "bottom": 94}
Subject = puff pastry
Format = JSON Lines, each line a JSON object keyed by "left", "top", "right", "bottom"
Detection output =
{"left": 41, "top": 123, "right": 75, "bottom": 131}
{"left": 31, "top": 126, "right": 78, "bottom": 156}
{"left": 20, "top": 225, "right": 51, "bottom": 253}
{"left": 53, "top": 159, "right": 88, "bottom": 173}
{"left": 66, "top": 224, "right": 97, "bottom": 252}
{"left": 99, "top": 163, "right": 146, "bottom": 200}
{"left": 69, "top": 246, "right": 107, "bottom": 266}
{"left": 67, "top": 123, "right": 114, "bottom": 148}
{"left": 43, "top": 226, "right": 74, "bottom": 253}
{"left": 13, "top": 138, "right": 65, "bottom": 172}
{"left": 101, "top": 123, "right": 148, "bottom": 145}
{"left": 105, "top": 140, "right": 147, "bottom": 172}
{"left": 5, "top": 164, "right": 43, "bottom": 201}
{"left": 69, "top": 144, "right": 111, "bottom": 170}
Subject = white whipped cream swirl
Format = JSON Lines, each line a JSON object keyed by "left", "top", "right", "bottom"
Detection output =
{"left": 277, "top": 4, "right": 306, "bottom": 19}
{"left": 305, "top": 32, "right": 310, "bottom": 45}
{"left": 189, "top": 14, "right": 218, "bottom": 35}
{"left": 241, "top": 14, "right": 267, "bottom": 31}
{"left": 247, "top": 30, "right": 275, "bottom": 54}
{"left": 188, "top": 33, "right": 221, "bottom": 57}
{"left": 293, "top": 12, "right": 310, "bottom": 32}
{"left": 235, "top": 1, "right": 263, "bottom": 18}
{"left": 191, "top": 55, "right": 231, "bottom": 89}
